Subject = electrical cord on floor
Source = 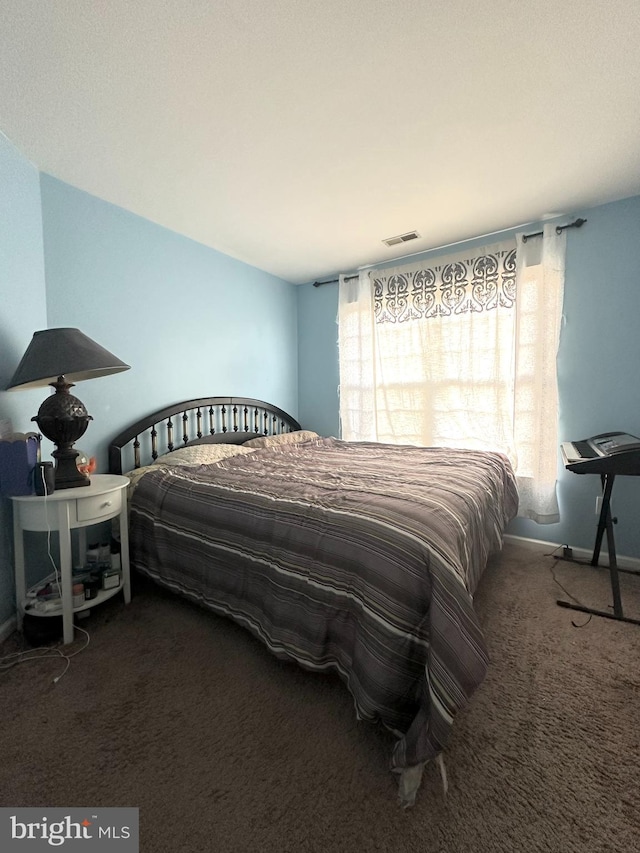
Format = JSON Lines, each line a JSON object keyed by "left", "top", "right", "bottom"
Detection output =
{"left": 0, "top": 624, "right": 91, "bottom": 683}
{"left": 544, "top": 545, "right": 592, "bottom": 628}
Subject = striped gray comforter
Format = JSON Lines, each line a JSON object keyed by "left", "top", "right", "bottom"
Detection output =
{"left": 129, "top": 437, "right": 518, "bottom": 800}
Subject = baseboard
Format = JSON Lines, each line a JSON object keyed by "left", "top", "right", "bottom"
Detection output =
{"left": 504, "top": 534, "right": 640, "bottom": 572}
{"left": 0, "top": 615, "right": 17, "bottom": 644}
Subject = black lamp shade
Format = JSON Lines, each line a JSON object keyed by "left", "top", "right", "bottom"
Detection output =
{"left": 6, "top": 328, "right": 130, "bottom": 391}
{"left": 6, "top": 328, "right": 130, "bottom": 489}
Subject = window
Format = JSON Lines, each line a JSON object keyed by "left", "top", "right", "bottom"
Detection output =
{"left": 338, "top": 227, "right": 566, "bottom": 523}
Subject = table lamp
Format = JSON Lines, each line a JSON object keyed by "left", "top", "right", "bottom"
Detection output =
{"left": 6, "top": 328, "right": 130, "bottom": 489}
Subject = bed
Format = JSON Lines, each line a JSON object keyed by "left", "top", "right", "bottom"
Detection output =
{"left": 109, "top": 396, "right": 519, "bottom": 806}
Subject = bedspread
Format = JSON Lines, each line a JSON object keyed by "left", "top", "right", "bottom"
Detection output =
{"left": 129, "top": 437, "right": 518, "bottom": 803}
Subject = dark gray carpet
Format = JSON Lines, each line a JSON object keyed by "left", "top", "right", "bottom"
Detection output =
{"left": 1, "top": 541, "right": 639, "bottom": 852}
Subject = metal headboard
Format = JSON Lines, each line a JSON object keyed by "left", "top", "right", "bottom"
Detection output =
{"left": 108, "top": 396, "right": 302, "bottom": 474}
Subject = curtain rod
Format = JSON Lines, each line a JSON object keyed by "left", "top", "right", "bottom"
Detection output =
{"left": 312, "top": 217, "right": 587, "bottom": 287}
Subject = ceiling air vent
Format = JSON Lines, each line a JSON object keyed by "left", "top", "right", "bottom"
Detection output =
{"left": 382, "top": 230, "right": 421, "bottom": 247}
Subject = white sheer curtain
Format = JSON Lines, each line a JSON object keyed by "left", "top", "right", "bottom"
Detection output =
{"left": 338, "top": 271, "right": 377, "bottom": 441}
{"left": 338, "top": 225, "right": 566, "bottom": 523}
{"left": 512, "top": 225, "right": 566, "bottom": 522}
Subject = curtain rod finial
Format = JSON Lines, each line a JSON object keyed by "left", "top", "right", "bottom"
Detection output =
{"left": 555, "top": 217, "right": 587, "bottom": 235}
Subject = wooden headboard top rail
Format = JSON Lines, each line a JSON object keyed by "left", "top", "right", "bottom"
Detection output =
{"left": 108, "top": 396, "right": 302, "bottom": 474}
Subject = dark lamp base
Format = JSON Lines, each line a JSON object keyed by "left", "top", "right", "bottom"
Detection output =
{"left": 53, "top": 453, "right": 90, "bottom": 489}
{"left": 33, "top": 383, "right": 93, "bottom": 490}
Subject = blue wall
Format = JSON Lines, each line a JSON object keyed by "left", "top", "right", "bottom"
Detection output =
{"left": 296, "top": 195, "right": 640, "bottom": 558}
{"left": 39, "top": 174, "right": 299, "bottom": 473}
{"left": 297, "top": 281, "right": 340, "bottom": 438}
{"left": 0, "top": 135, "right": 48, "bottom": 429}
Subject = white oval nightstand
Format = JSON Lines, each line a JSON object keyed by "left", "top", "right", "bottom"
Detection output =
{"left": 11, "top": 474, "right": 131, "bottom": 645}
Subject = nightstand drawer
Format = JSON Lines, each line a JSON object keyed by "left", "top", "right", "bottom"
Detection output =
{"left": 77, "top": 490, "right": 123, "bottom": 522}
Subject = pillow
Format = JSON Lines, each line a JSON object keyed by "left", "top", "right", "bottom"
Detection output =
{"left": 187, "top": 434, "right": 250, "bottom": 446}
{"left": 153, "top": 444, "right": 256, "bottom": 467}
{"left": 244, "top": 430, "right": 320, "bottom": 449}
{"left": 125, "top": 444, "right": 255, "bottom": 502}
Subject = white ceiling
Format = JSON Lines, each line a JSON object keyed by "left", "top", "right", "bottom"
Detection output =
{"left": 2, "top": 1, "right": 640, "bottom": 285}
